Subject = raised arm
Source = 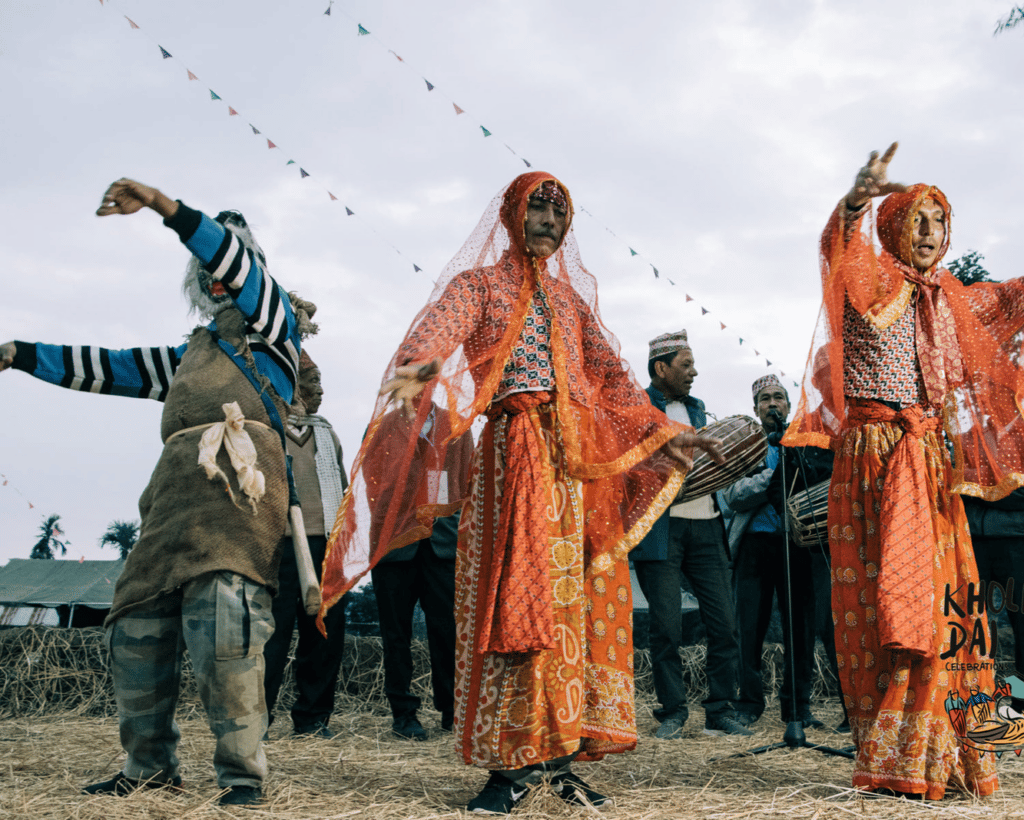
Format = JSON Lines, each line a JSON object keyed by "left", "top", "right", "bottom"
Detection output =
{"left": 843, "top": 142, "right": 908, "bottom": 210}
{"left": 0, "top": 339, "right": 185, "bottom": 401}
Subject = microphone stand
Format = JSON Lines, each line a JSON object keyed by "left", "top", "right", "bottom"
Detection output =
{"left": 718, "top": 415, "right": 853, "bottom": 761}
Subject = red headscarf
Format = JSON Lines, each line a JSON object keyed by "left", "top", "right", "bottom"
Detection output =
{"left": 318, "top": 173, "right": 685, "bottom": 622}
{"left": 785, "top": 186, "right": 1024, "bottom": 501}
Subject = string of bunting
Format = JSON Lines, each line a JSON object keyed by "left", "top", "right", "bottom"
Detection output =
{"left": 1, "top": 474, "right": 89, "bottom": 561}
{"left": 96, "top": 0, "right": 425, "bottom": 276}
{"left": 95, "top": 0, "right": 796, "bottom": 384}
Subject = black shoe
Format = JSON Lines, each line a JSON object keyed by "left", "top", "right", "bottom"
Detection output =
{"left": 441, "top": 712, "right": 454, "bottom": 732}
{"left": 800, "top": 713, "right": 825, "bottom": 730}
{"left": 550, "top": 771, "right": 612, "bottom": 809}
{"left": 82, "top": 771, "right": 183, "bottom": 796}
{"left": 654, "top": 717, "right": 685, "bottom": 739}
{"left": 219, "top": 785, "right": 263, "bottom": 806}
{"left": 734, "top": 712, "right": 758, "bottom": 728}
{"left": 392, "top": 714, "right": 427, "bottom": 741}
{"left": 703, "top": 713, "right": 754, "bottom": 737}
{"left": 294, "top": 720, "right": 335, "bottom": 739}
{"left": 467, "top": 772, "right": 528, "bottom": 814}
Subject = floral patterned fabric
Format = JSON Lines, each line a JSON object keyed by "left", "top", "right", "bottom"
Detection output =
{"left": 455, "top": 399, "right": 637, "bottom": 768}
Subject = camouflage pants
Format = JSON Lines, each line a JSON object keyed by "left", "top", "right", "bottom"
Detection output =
{"left": 107, "top": 571, "right": 274, "bottom": 788}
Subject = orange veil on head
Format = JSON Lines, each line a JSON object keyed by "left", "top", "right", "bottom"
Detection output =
{"left": 784, "top": 184, "right": 1024, "bottom": 500}
{"left": 318, "top": 172, "right": 685, "bottom": 622}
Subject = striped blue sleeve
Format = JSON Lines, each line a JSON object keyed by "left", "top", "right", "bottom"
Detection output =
{"left": 171, "top": 206, "right": 300, "bottom": 404}
{"left": 13, "top": 340, "right": 186, "bottom": 401}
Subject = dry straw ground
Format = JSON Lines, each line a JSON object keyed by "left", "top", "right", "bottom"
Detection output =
{"left": 3, "top": 627, "right": 1024, "bottom": 819}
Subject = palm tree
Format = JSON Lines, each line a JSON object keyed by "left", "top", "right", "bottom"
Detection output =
{"left": 30, "top": 513, "right": 70, "bottom": 560}
{"left": 98, "top": 519, "right": 140, "bottom": 560}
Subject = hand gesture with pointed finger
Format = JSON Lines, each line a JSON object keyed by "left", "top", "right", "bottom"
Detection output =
{"left": 846, "top": 142, "right": 908, "bottom": 210}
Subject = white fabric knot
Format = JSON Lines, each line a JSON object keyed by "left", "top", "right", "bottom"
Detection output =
{"left": 198, "top": 401, "right": 266, "bottom": 515}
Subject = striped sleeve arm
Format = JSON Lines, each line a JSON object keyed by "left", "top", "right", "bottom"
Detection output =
{"left": 11, "top": 340, "right": 185, "bottom": 401}
{"left": 166, "top": 203, "right": 299, "bottom": 402}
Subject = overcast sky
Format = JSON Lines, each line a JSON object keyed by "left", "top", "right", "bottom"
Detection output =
{"left": 1, "top": 0, "right": 1022, "bottom": 564}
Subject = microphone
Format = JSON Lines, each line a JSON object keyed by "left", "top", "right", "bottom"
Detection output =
{"left": 767, "top": 408, "right": 785, "bottom": 445}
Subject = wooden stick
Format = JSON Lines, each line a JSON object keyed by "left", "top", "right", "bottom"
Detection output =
{"left": 289, "top": 505, "right": 322, "bottom": 616}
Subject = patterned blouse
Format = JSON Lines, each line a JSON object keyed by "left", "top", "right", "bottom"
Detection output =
{"left": 493, "top": 288, "right": 555, "bottom": 402}
{"left": 842, "top": 292, "right": 926, "bottom": 407}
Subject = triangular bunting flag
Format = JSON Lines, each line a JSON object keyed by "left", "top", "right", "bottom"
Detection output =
{"left": 720, "top": 322, "right": 726, "bottom": 330}
{"left": 125, "top": 16, "right": 139, "bottom": 29}
{"left": 1016, "top": 749, "right": 1021, "bottom": 756}
{"left": 453, "top": 103, "right": 464, "bottom": 115}
{"left": 228, "top": 107, "right": 239, "bottom": 116}
{"left": 652, "top": 266, "right": 659, "bottom": 278}
{"left": 210, "top": 90, "right": 222, "bottom": 101}
{"left": 480, "top": 126, "right": 492, "bottom": 137}
{"left": 187, "top": 69, "right": 199, "bottom": 81}
{"left": 324, "top": 2, "right": 332, "bottom": 14}
{"left": 739, "top": 338, "right": 744, "bottom": 345}
{"left": 780, "top": 371, "right": 785, "bottom": 377}
{"left": 328, "top": 192, "right": 337, "bottom": 201}
{"left": 522, "top": 159, "right": 532, "bottom": 168}
{"left": 357, "top": 23, "right": 370, "bottom": 35}
{"left": 755, "top": 350, "right": 760, "bottom": 356}
{"left": 414, "top": 264, "right": 422, "bottom": 273}
{"left": 250, "top": 124, "right": 260, "bottom": 135}
{"left": 701, "top": 307, "right": 709, "bottom": 315}
{"left": 793, "top": 381, "right": 799, "bottom": 388}
{"left": 685, "top": 294, "right": 693, "bottom": 302}
{"left": 998, "top": 752, "right": 1004, "bottom": 759}
{"left": 668, "top": 279, "right": 676, "bottom": 285}
{"left": 425, "top": 79, "right": 434, "bottom": 91}
{"left": 345, "top": 207, "right": 354, "bottom": 216}
{"left": 267, "top": 139, "right": 277, "bottom": 149}
{"left": 159, "top": 46, "right": 172, "bottom": 59}
{"left": 300, "top": 168, "right": 309, "bottom": 178}
{"left": 286, "top": 159, "right": 295, "bottom": 165}
{"left": 629, "top": 248, "right": 638, "bottom": 257}
{"left": 28, "top": 502, "right": 33, "bottom": 509}
{"left": 390, "top": 51, "right": 404, "bottom": 62}
{"left": 766, "top": 359, "right": 772, "bottom": 366}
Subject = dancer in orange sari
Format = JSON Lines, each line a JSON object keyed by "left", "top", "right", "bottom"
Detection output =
{"left": 319, "top": 172, "right": 722, "bottom": 812}
{"left": 785, "top": 143, "right": 1024, "bottom": 799}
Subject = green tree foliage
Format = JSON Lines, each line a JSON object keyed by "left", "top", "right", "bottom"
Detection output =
{"left": 996, "top": 6, "right": 1024, "bottom": 34}
{"left": 99, "top": 519, "right": 140, "bottom": 560}
{"left": 30, "top": 513, "right": 69, "bottom": 560}
{"left": 947, "top": 250, "right": 992, "bottom": 286}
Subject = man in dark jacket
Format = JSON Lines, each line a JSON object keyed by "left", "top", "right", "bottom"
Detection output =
{"left": 631, "top": 329, "right": 749, "bottom": 739}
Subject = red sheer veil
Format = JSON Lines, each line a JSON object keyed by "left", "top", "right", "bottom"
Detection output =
{"left": 785, "top": 185, "right": 1024, "bottom": 500}
{"left": 318, "top": 172, "right": 685, "bottom": 622}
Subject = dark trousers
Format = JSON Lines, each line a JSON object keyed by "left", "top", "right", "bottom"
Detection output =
{"left": 973, "top": 536, "right": 1024, "bottom": 677}
{"left": 733, "top": 531, "right": 815, "bottom": 721}
{"left": 263, "top": 535, "right": 348, "bottom": 731}
{"left": 633, "top": 516, "right": 740, "bottom": 722}
{"left": 370, "top": 542, "right": 456, "bottom": 720}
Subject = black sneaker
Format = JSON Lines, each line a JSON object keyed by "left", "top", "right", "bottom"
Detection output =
{"left": 82, "top": 771, "right": 183, "bottom": 796}
{"left": 467, "top": 772, "right": 528, "bottom": 814}
{"left": 392, "top": 715, "right": 427, "bottom": 741}
{"left": 703, "top": 713, "right": 754, "bottom": 737}
{"left": 219, "top": 785, "right": 262, "bottom": 806}
{"left": 550, "top": 771, "right": 612, "bottom": 809}
{"left": 294, "top": 720, "right": 335, "bottom": 739}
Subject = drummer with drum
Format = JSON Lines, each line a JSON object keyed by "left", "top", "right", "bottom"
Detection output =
{"left": 721, "top": 374, "right": 836, "bottom": 731}
{"left": 631, "top": 330, "right": 752, "bottom": 739}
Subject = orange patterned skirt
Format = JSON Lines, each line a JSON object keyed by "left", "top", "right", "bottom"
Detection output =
{"left": 830, "top": 418, "right": 998, "bottom": 798}
{"left": 453, "top": 401, "right": 636, "bottom": 768}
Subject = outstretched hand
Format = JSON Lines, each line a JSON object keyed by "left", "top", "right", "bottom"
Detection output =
{"left": 661, "top": 430, "right": 726, "bottom": 472}
{"left": 846, "top": 142, "right": 907, "bottom": 209}
{"left": 378, "top": 358, "right": 441, "bottom": 419}
{"left": 0, "top": 341, "right": 14, "bottom": 372}
{"left": 96, "top": 178, "right": 179, "bottom": 219}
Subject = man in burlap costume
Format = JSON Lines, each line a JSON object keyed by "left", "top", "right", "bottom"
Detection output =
{"left": 0, "top": 178, "right": 313, "bottom": 807}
